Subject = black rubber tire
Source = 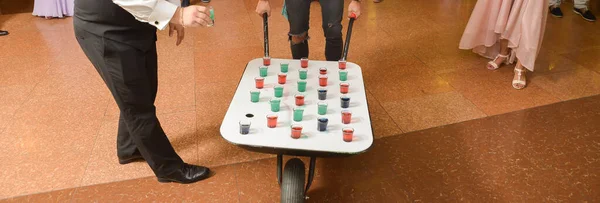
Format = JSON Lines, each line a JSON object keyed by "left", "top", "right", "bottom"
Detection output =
{"left": 281, "top": 158, "right": 305, "bottom": 203}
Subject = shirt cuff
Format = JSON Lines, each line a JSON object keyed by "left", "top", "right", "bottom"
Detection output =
{"left": 167, "top": 0, "right": 182, "bottom": 7}
{"left": 148, "top": 0, "right": 178, "bottom": 30}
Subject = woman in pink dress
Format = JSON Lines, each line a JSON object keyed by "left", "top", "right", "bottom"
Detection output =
{"left": 459, "top": 0, "right": 549, "bottom": 90}
{"left": 32, "top": 0, "right": 74, "bottom": 19}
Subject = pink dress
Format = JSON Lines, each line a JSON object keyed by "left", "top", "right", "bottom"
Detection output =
{"left": 459, "top": 0, "right": 549, "bottom": 71}
{"left": 32, "top": 0, "right": 74, "bottom": 18}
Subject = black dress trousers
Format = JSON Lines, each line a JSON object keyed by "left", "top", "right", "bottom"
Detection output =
{"left": 73, "top": 0, "right": 184, "bottom": 177}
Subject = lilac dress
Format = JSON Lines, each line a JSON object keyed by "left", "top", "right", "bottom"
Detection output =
{"left": 32, "top": 0, "right": 74, "bottom": 18}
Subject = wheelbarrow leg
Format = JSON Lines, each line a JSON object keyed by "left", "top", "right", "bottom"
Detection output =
{"left": 277, "top": 154, "right": 283, "bottom": 185}
{"left": 304, "top": 156, "right": 317, "bottom": 196}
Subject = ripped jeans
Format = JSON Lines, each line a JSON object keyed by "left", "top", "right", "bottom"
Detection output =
{"left": 285, "top": 0, "right": 344, "bottom": 61}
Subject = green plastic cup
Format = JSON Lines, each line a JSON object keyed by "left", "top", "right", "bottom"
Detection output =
{"left": 299, "top": 69, "right": 308, "bottom": 80}
{"left": 293, "top": 108, "right": 304, "bottom": 121}
{"left": 274, "top": 85, "right": 284, "bottom": 98}
{"left": 297, "top": 80, "right": 307, "bottom": 92}
{"left": 317, "top": 101, "right": 327, "bottom": 115}
{"left": 280, "top": 63, "right": 289, "bottom": 73}
{"left": 339, "top": 70, "right": 348, "bottom": 81}
{"left": 259, "top": 66, "right": 268, "bottom": 77}
{"left": 250, "top": 90, "right": 260, "bottom": 103}
{"left": 270, "top": 99, "right": 281, "bottom": 112}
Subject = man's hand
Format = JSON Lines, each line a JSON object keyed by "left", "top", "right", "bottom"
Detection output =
{"left": 348, "top": 1, "right": 361, "bottom": 18}
{"left": 170, "top": 6, "right": 211, "bottom": 27}
{"left": 256, "top": 0, "right": 271, "bottom": 17}
{"left": 169, "top": 23, "right": 185, "bottom": 46}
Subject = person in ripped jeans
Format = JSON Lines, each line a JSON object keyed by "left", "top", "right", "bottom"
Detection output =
{"left": 256, "top": 0, "right": 361, "bottom": 61}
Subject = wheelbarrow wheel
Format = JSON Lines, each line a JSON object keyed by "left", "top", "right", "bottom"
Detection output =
{"left": 281, "top": 158, "right": 305, "bottom": 203}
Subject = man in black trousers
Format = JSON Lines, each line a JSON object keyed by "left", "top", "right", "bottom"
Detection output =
{"left": 74, "top": 0, "right": 212, "bottom": 184}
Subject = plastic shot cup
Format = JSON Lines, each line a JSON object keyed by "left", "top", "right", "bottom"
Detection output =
{"left": 207, "top": 6, "right": 215, "bottom": 27}
{"left": 259, "top": 66, "right": 268, "bottom": 77}
{"left": 298, "top": 69, "right": 308, "bottom": 80}
{"left": 255, "top": 77, "right": 264, "bottom": 89}
{"left": 340, "top": 95, "right": 350, "bottom": 108}
{"left": 280, "top": 62, "right": 289, "bottom": 73}
{"left": 270, "top": 99, "right": 281, "bottom": 112}
{"left": 343, "top": 127, "right": 354, "bottom": 142}
{"left": 339, "top": 70, "right": 348, "bottom": 81}
{"left": 297, "top": 80, "right": 307, "bottom": 92}
{"left": 263, "top": 56, "right": 271, "bottom": 66}
{"left": 317, "top": 101, "right": 328, "bottom": 115}
{"left": 338, "top": 59, "right": 346, "bottom": 70}
{"left": 295, "top": 94, "right": 305, "bottom": 106}
{"left": 317, "top": 117, "right": 328, "bottom": 132}
{"left": 278, "top": 73, "right": 287, "bottom": 84}
{"left": 318, "top": 88, "right": 327, "bottom": 100}
{"left": 319, "top": 75, "right": 328, "bottom": 87}
{"left": 267, "top": 114, "right": 278, "bottom": 128}
{"left": 319, "top": 67, "right": 327, "bottom": 75}
{"left": 301, "top": 57, "right": 309, "bottom": 68}
{"left": 340, "top": 82, "right": 350, "bottom": 94}
{"left": 274, "top": 85, "right": 284, "bottom": 98}
{"left": 291, "top": 124, "right": 303, "bottom": 139}
{"left": 250, "top": 89, "right": 260, "bottom": 102}
{"left": 293, "top": 108, "right": 305, "bottom": 122}
{"left": 341, "top": 110, "right": 352, "bottom": 124}
{"left": 239, "top": 120, "right": 251, "bottom": 135}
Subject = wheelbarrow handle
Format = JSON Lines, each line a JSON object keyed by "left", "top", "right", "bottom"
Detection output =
{"left": 342, "top": 13, "right": 357, "bottom": 61}
{"left": 263, "top": 13, "right": 269, "bottom": 57}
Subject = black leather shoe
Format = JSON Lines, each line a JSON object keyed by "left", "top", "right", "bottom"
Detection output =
{"left": 157, "top": 163, "right": 211, "bottom": 184}
{"left": 118, "top": 153, "right": 144, "bottom": 165}
{"left": 0, "top": 30, "right": 8, "bottom": 36}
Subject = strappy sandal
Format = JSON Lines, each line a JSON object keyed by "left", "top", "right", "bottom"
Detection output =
{"left": 512, "top": 66, "right": 527, "bottom": 90}
{"left": 487, "top": 54, "right": 509, "bottom": 70}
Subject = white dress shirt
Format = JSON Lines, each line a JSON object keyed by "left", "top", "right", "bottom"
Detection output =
{"left": 112, "top": 0, "right": 181, "bottom": 30}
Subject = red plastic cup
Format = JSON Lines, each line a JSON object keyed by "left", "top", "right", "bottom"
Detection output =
{"left": 278, "top": 73, "right": 287, "bottom": 84}
{"left": 291, "top": 124, "right": 303, "bottom": 139}
{"left": 319, "top": 75, "right": 328, "bottom": 87}
{"left": 319, "top": 67, "right": 327, "bottom": 75}
{"left": 340, "top": 82, "right": 349, "bottom": 94}
{"left": 263, "top": 56, "right": 271, "bottom": 66}
{"left": 295, "top": 94, "right": 305, "bottom": 106}
{"left": 255, "top": 77, "right": 264, "bottom": 89}
{"left": 338, "top": 60, "right": 347, "bottom": 70}
{"left": 341, "top": 110, "right": 352, "bottom": 124}
{"left": 301, "top": 57, "right": 309, "bottom": 68}
{"left": 267, "top": 114, "right": 278, "bottom": 128}
{"left": 343, "top": 127, "right": 354, "bottom": 142}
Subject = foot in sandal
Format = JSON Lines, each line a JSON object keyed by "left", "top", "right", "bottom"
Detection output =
{"left": 487, "top": 54, "right": 509, "bottom": 70}
{"left": 512, "top": 63, "right": 527, "bottom": 90}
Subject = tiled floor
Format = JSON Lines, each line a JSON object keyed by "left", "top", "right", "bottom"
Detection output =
{"left": 3, "top": 94, "right": 600, "bottom": 202}
{"left": 1, "top": 0, "right": 599, "bottom": 201}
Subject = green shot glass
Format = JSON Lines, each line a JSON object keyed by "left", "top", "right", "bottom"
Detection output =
{"left": 298, "top": 69, "right": 308, "bottom": 80}
{"left": 339, "top": 70, "right": 348, "bottom": 81}
{"left": 317, "top": 101, "right": 327, "bottom": 115}
{"left": 293, "top": 108, "right": 304, "bottom": 122}
{"left": 250, "top": 89, "right": 260, "bottom": 103}
{"left": 259, "top": 66, "right": 268, "bottom": 77}
{"left": 270, "top": 99, "right": 281, "bottom": 112}
{"left": 208, "top": 6, "right": 215, "bottom": 27}
{"left": 297, "top": 80, "right": 307, "bottom": 92}
{"left": 280, "top": 62, "right": 289, "bottom": 73}
{"left": 274, "top": 85, "right": 284, "bottom": 98}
